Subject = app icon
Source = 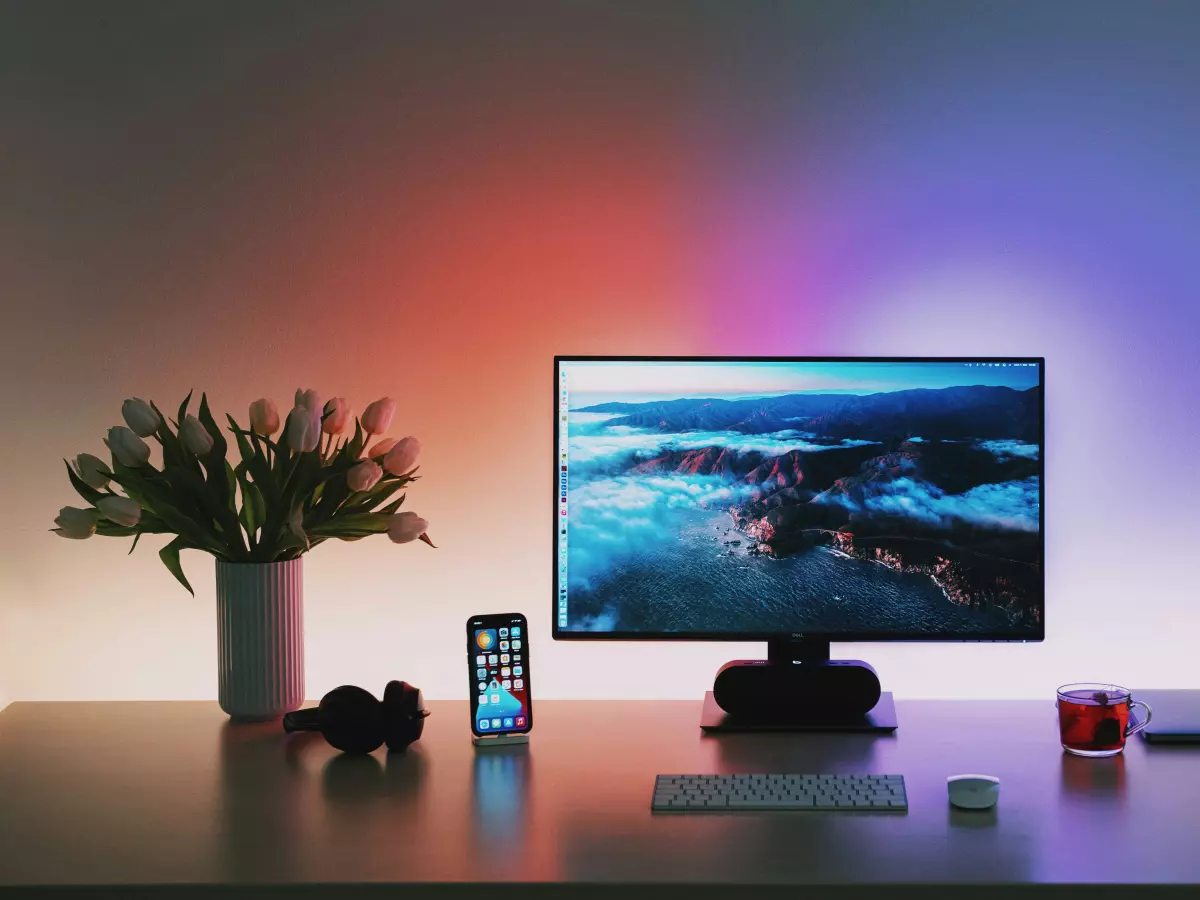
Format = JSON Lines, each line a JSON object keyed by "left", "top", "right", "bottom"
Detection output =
{"left": 501, "top": 666, "right": 511, "bottom": 678}
{"left": 514, "top": 679, "right": 524, "bottom": 689}
{"left": 479, "top": 719, "right": 490, "bottom": 730}
{"left": 491, "top": 718, "right": 501, "bottom": 728}
{"left": 498, "top": 627, "right": 509, "bottom": 638}
{"left": 512, "top": 627, "right": 521, "bottom": 636}
{"left": 490, "top": 694, "right": 500, "bottom": 704}
{"left": 479, "top": 694, "right": 488, "bottom": 705}
{"left": 515, "top": 716, "right": 526, "bottom": 727}
{"left": 490, "top": 679, "right": 500, "bottom": 690}
{"left": 475, "top": 655, "right": 485, "bottom": 665}
{"left": 513, "top": 654, "right": 521, "bottom": 662}
{"left": 475, "top": 630, "right": 496, "bottom": 651}
{"left": 512, "top": 639, "right": 522, "bottom": 650}
{"left": 513, "top": 665, "right": 523, "bottom": 676}
{"left": 500, "top": 653, "right": 510, "bottom": 664}
{"left": 499, "top": 640, "right": 509, "bottom": 651}
{"left": 488, "top": 654, "right": 498, "bottom": 665}
{"left": 503, "top": 717, "right": 514, "bottom": 728}
{"left": 478, "top": 681, "right": 486, "bottom": 691}
{"left": 476, "top": 667, "right": 486, "bottom": 679}
{"left": 502, "top": 679, "right": 511, "bottom": 689}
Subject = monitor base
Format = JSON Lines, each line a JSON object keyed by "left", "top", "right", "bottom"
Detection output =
{"left": 699, "top": 690, "right": 898, "bottom": 733}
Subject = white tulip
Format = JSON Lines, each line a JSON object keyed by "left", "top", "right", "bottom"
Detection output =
{"left": 97, "top": 496, "right": 141, "bottom": 527}
{"left": 75, "top": 453, "right": 112, "bottom": 489}
{"left": 361, "top": 397, "right": 395, "bottom": 435}
{"left": 121, "top": 397, "right": 161, "bottom": 437}
{"left": 285, "top": 406, "right": 319, "bottom": 453}
{"left": 347, "top": 460, "right": 382, "bottom": 493}
{"left": 53, "top": 506, "right": 98, "bottom": 540}
{"left": 107, "top": 426, "right": 151, "bottom": 467}
{"left": 382, "top": 436, "right": 421, "bottom": 475}
{"left": 367, "top": 437, "right": 397, "bottom": 458}
{"left": 296, "top": 389, "right": 322, "bottom": 413}
{"left": 180, "top": 414, "right": 215, "bottom": 456}
{"left": 249, "top": 398, "right": 280, "bottom": 436}
{"left": 322, "top": 397, "right": 351, "bottom": 435}
{"left": 387, "top": 511, "right": 429, "bottom": 544}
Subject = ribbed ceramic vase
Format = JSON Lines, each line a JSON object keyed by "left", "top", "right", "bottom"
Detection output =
{"left": 215, "top": 558, "right": 305, "bottom": 720}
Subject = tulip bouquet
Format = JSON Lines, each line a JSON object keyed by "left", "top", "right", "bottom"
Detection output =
{"left": 54, "top": 390, "right": 432, "bottom": 594}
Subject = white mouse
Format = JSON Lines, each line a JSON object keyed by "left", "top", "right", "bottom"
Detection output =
{"left": 947, "top": 774, "right": 1000, "bottom": 809}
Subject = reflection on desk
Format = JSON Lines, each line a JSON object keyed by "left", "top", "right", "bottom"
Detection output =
{"left": 2, "top": 698, "right": 1200, "bottom": 896}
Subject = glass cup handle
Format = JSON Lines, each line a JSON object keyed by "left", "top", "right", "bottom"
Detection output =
{"left": 1125, "top": 700, "right": 1153, "bottom": 738}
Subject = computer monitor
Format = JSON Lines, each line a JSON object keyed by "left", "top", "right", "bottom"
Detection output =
{"left": 553, "top": 357, "right": 1044, "bottom": 649}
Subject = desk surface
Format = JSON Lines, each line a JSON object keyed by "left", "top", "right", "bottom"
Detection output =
{"left": 2, "top": 699, "right": 1199, "bottom": 896}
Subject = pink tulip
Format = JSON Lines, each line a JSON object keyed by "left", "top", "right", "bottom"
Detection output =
{"left": 347, "top": 460, "right": 382, "bottom": 493}
{"left": 387, "top": 511, "right": 429, "bottom": 544}
{"left": 249, "top": 398, "right": 280, "bottom": 436}
{"left": 367, "top": 437, "right": 397, "bottom": 458}
{"left": 322, "top": 397, "right": 352, "bottom": 435}
{"left": 382, "top": 436, "right": 421, "bottom": 476}
{"left": 361, "top": 397, "right": 396, "bottom": 435}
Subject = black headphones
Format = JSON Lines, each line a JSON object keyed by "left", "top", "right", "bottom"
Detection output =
{"left": 282, "top": 680, "right": 430, "bottom": 754}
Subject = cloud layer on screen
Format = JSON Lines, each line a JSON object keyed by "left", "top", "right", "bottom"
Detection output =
{"left": 979, "top": 440, "right": 1041, "bottom": 461}
{"left": 817, "top": 476, "right": 1041, "bottom": 533}
{"left": 565, "top": 475, "right": 754, "bottom": 591}
{"left": 566, "top": 424, "right": 877, "bottom": 467}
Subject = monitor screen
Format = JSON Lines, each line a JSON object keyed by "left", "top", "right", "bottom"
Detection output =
{"left": 554, "top": 357, "right": 1044, "bottom": 642}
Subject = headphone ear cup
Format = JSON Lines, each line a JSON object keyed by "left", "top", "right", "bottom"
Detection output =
{"left": 383, "top": 680, "right": 426, "bottom": 752}
{"left": 319, "top": 685, "right": 386, "bottom": 753}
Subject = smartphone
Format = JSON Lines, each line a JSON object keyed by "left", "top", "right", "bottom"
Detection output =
{"left": 467, "top": 612, "right": 533, "bottom": 737}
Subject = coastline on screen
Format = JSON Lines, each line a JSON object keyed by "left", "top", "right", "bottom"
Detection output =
{"left": 554, "top": 359, "right": 1044, "bottom": 640}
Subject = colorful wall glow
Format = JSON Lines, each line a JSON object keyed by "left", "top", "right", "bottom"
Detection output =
{"left": 2, "top": 1, "right": 1199, "bottom": 708}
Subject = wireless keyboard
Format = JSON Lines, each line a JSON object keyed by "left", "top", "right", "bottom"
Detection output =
{"left": 652, "top": 773, "right": 908, "bottom": 811}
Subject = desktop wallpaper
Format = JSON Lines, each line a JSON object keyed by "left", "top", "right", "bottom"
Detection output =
{"left": 2, "top": 1, "right": 1199, "bottom": 707}
{"left": 559, "top": 361, "right": 1042, "bottom": 636}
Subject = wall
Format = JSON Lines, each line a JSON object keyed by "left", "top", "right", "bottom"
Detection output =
{"left": 2, "top": 0, "right": 1198, "bottom": 703}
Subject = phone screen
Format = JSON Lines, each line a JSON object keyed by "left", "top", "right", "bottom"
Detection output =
{"left": 467, "top": 613, "right": 532, "bottom": 736}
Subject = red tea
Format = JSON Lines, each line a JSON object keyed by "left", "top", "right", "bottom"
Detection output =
{"left": 1058, "top": 688, "right": 1131, "bottom": 754}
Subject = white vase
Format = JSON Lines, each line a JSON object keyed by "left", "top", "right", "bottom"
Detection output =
{"left": 215, "top": 558, "right": 305, "bottom": 720}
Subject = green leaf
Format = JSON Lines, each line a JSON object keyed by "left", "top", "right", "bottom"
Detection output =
{"left": 284, "top": 504, "right": 310, "bottom": 552}
{"left": 197, "top": 393, "right": 230, "bottom": 466}
{"left": 159, "top": 537, "right": 194, "bottom": 596}
{"left": 196, "top": 394, "right": 244, "bottom": 557}
{"left": 150, "top": 400, "right": 192, "bottom": 476}
{"left": 64, "top": 458, "right": 106, "bottom": 505}
{"left": 226, "top": 414, "right": 255, "bottom": 466}
{"left": 308, "top": 472, "right": 353, "bottom": 527}
{"left": 224, "top": 460, "right": 238, "bottom": 512}
{"left": 129, "top": 532, "right": 141, "bottom": 555}
{"left": 95, "top": 520, "right": 138, "bottom": 538}
{"left": 177, "top": 390, "right": 193, "bottom": 429}
{"left": 236, "top": 466, "right": 267, "bottom": 540}
{"left": 378, "top": 493, "right": 406, "bottom": 516}
{"left": 307, "top": 512, "right": 392, "bottom": 538}
{"left": 109, "top": 460, "right": 226, "bottom": 556}
{"left": 346, "top": 420, "right": 364, "bottom": 462}
{"left": 236, "top": 421, "right": 279, "bottom": 507}
{"left": 338, "top": 476, "right": 412, "bottom": 516}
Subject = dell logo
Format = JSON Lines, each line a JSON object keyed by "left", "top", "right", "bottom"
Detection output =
{"left": 791, "top": 633, "right": 805, "bottom": 639}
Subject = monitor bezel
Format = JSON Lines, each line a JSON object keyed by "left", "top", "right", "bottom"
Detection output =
{"left": 552, "top": 355, "right": 1045, "bottom": 644}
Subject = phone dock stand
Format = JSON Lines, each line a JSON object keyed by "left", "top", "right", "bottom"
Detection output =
{"left": 473, "top": 733, "right": 530, "bottom": 748}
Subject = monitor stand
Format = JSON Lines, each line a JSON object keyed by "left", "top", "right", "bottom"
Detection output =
{"left": 699, "top": 638, "right": 898, "bottom": 733}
